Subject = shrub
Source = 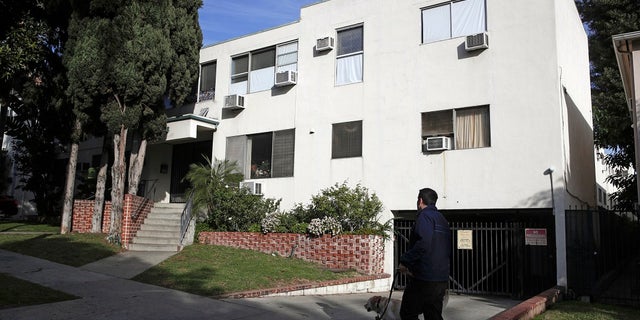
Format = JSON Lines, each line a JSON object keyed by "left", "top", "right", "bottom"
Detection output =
{"left": 185, "top": 157, "right": 281, "bottom": 232}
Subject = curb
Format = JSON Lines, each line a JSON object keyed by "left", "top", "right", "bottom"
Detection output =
{"left": 489, "top": 286, "right": 563, "bottom": 320}
{"left": 215, "top": 273, "right": 391, "bottom": 299}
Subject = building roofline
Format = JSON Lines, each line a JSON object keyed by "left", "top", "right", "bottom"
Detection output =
{"left": 612, "top": 31, "right": 640, "bottom": 114}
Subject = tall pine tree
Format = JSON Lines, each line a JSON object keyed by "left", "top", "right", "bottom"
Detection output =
{"left": 64, "top": 0, "right": 202, "bottom": 241}
{"left": 576, "top": 0, "right": 640, "bottom": 209}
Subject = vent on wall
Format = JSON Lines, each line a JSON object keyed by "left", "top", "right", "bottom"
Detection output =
{"left": 465, "top": 32, "right": 489, "bottom": 51}
{"left": 275, "top": 70, "right": 297, "bottom": 87}
{"left": 224, "top": 94, "right": 245, "bottom": 110}
{"left": 316, "top": 36, "right": 334, "bottom": 51}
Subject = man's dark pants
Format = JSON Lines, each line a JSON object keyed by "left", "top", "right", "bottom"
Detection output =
{"left": 400, "top": 278, "right": 448, "bottom": 320}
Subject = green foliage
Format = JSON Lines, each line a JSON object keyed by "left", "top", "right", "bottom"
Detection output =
{"left": 262, "top": 182, "right": 390, "bottom": 237}
{"left": 576, "top": 0, "right": 640, "bottom": 209}
{"left": 184, "top": 158, "right": 281, "bottom": 232}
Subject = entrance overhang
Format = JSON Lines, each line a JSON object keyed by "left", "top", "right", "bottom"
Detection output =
{"left": 166, "top": 114, "right": 219, "bottom": 143}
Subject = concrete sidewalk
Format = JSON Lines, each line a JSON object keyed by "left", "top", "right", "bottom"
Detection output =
{"left": 0, "top": 249, "right": 520, "bottom": 319}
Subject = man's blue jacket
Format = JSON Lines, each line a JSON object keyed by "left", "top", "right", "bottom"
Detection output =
{"left": 399, "top": 204, "right": 451, "bottom": 282}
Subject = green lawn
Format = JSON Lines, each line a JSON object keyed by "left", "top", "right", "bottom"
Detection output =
{"left": 133, "top": 244, "right": 361, "bottom": 297}
{"left": 0, "top": 221, "right": 60, "bottom": 233}
{"left": 534, "top": 300, "right": 640, "bottom": 320}
{"left": 0, "top": 233, "right": 122, "bottom": 267}
{"left": 0, "top": 273, "right": 78, "bottom": 309}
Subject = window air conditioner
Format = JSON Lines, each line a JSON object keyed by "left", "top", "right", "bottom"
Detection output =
{"left": 422, "top": 136, "right": 451, "bottom": 152}
{"left": 240, "top": 181, "right": 262, "bottom": 195}
{"left": 224, "top": 94, "right": 245, "bottom": 110}
{"left": 465, "top": 32, "right": 489, "bottom": 51}
{"left": 275, "top": 70, "right": 297, "bottom": 87}
{"left": 316, "top": 36, "right": 334, "bottom": 51}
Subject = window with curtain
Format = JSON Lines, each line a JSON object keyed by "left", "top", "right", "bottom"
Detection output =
{"left": 332, "top": 120, "right": 363, "bottom": 158}
{"left": 421, "top": 105, "right": 490, "bottom": 150}
{"left": 422, "top": 0, "right": 486, "bottom": 44}
{"left": 336, "top": 25, "right": 363, "bottom": 85}
{"left": 199, "top": 61, "right": 216, "bottom": 101}
{"left": 276, "top": 41, "right": 298, "bottom": 73}
{"left": 225, "top": 129, "right": 295, "bottom": 179}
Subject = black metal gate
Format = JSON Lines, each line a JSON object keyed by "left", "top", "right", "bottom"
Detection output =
{"left": 395, "top": 215, "right": 555, "bottom": 299}
{"left": 170, "top": 141, "right": 212, "bottom": 202}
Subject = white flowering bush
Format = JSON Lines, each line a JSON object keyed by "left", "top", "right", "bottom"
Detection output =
{"left": 261, "top": 213, "right": 282, "bottom": 234}
{"left": 323, "top": 216, "right": 342, "bottom": 236}
{"left": 307, "top": 218, "right": 325, "bottom": 237}
{"left": 307, "top": 216, "right": 342, "bottom": 237}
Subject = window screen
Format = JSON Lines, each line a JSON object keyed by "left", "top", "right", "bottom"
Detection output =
{"left": 332, "top": 121, "right": 363, "bottom": 159}
{"left": 199, "top": 61, "right": 216, "bottom": 101}
{"left": 272, "top": 129, "right": 295, "bottom": 177}
{"left": 336, "top": 26, "right": 364, "bottom": 85}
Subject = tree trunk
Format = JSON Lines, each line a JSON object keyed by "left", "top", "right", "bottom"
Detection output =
{"left": 91, "top": 135, "right": 110, "bottom": 233}
{"left": 127, "top": 137, "right": 147, "bottom": 195}
{"left": 61, "top": 120, "right": 81, "bottom": 234}
{"left": 108, "top": 125, "right": 127, "bottom": 244}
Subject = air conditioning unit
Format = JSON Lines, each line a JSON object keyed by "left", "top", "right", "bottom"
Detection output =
{"left": 275, "top": 70, "right": 297, "bottom": 87}
{"left": 240, "top": 181, "right": 262, "bottom": 195}
{"left": 316, "top": 36, "right": 334, "bottom": 51}
{"left": 422, "top": 136, "right": 451, "bottom": 152}
{"left": 465, "top": 32, "right": 489, "bottom": 51}
{"left": 224, "top": 94, "right": 245, "bottom": 110}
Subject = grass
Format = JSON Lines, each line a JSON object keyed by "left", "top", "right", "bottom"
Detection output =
{"left": 0, "top": 221, "right": 60, "bottom": 233}
{"left": 533, "top": 300, "right": 640, "bottom": 319}
{"left": 0, "top": 273, "right": 78, "bottom": 309}
{"left": 0, "top": 233, "right": 122, "bottom": 267}
{"left": 133, "top": 244, "right": 361, "bottom": 297}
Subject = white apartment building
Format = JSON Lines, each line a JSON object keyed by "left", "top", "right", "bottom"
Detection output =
{"left": 75, "top": 0, "right": 596, "bottom": 290}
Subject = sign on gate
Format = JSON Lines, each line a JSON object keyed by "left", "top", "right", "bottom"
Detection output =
{"left": 457, "top": 230, "right": 473, "bottom": 250}
{"left": 525, "top": 228, "right": 547, "bottom": 246}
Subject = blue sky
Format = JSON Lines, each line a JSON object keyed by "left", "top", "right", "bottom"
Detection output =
{"left": 198, "top": 0, "right": 320, "bottom": 46}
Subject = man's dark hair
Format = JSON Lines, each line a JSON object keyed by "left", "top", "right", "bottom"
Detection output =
{"left": 419, "top": 188, "right": 438, "bottom": 205}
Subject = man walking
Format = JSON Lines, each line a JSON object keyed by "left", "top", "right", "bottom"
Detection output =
{"left": 399, "top": 188, "right": 451, "bottom": 320}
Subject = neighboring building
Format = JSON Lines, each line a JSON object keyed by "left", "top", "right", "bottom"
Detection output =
{"left": 613, "top": 31, "right": 640, "bottom": 206}
{"left": 77, "top": 0, "right": 596, "bottom": 293}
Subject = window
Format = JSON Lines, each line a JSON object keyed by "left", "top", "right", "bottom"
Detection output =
{"left": 249, "top": 48, "right": 275, "bottom": 92}
{"left": 336, "top": 26, "right": 363, "bottom": 85}
{"left": 276, "top": 41, "right": 298, "bottom": 73}
{"left": 199, "top": 61, "right": 216, "bottom": 101}
{"left": 332, "top": 120, "right": 362, "bottom": 158}
{"left": 422, "top": 105, "right": 490, "bottom": 150}
{"left": 422, "top": 0, "right": 486, "bottom": 44}
{"left": 230, "top": 55, "right": 249, "bottom": 95}
{"left": 225, "top": 129, "right": 295, "bottom": 179}
{"left": 229, "top": 41, "right": 299, "bottom": 95}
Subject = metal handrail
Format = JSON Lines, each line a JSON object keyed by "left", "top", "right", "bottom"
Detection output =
{"left": 179, "top": 194, "right": 194, "bottom": 246}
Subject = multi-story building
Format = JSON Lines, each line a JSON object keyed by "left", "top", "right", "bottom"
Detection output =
{"left": 76, "top": 0, "right": 596, "bottom": 294}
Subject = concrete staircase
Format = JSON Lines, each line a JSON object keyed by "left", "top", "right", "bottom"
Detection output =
{"left": 128, "top": 203, "right": 186, "bottom": 252}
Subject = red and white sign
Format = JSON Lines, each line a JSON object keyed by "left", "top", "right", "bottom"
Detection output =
{"left": 525, "top": 228, "right": 547, "bottom": 246}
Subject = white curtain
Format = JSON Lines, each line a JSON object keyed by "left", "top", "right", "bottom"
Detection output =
{"left": 422, "top": 4, "right": 451, "bottom": 44}
{"left": 455, "top": 107, "right": 490, "bottom": 149}
{"left": 249, "top": 66, "right": 275, "bottom": 92}
{"left": 452, "top": 0, "right": 486, "bottom": 38}
{"left": 336, "top": 54, "right": 363, "bottom": 85}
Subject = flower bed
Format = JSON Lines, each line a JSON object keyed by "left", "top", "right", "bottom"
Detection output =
{"left": 198, "top": 232, "right": 385, "bottom": 275}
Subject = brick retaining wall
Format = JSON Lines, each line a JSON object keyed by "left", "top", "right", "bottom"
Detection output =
{"left": 71, "top": 194, "right": 151, "bottom": 248}
{"left": 198, "top": 232, "right": 385, "bottom": 275}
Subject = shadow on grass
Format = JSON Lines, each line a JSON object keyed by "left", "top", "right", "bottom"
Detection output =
{"left": 0, "top": 221, "right": 59, "bottom": 232}
{"left": 0, "top": 233, "right": 121, "bottom": 267}
{"left": 134, "top": 265, "right": 225, "bottom": 297}
{"left": 0, "top": 273, "right": 79, "bottom": 310}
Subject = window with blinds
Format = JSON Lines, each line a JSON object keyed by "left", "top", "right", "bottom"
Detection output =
{"left": 225, "top": 129, "right": 295, "bottom": 179}
{"left": 332, "top": 120, "right": 362, "bottom": 159}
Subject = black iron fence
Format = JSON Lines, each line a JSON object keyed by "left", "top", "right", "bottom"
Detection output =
{"left": 565, "top": 208, "right": 640, "bottom": 306}
{"left": 394, "top": 215, "right": 555, "bottom": 299}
